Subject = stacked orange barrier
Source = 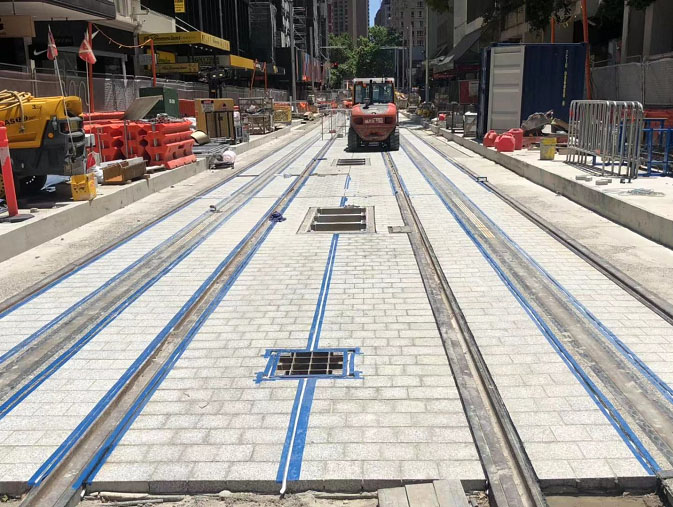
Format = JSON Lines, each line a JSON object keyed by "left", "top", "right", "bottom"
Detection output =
{"left": 83, "top": 119, "right": 195, "bottom": 169}
{"left": 143, "top": 121, "right": 195, "bottom": 169}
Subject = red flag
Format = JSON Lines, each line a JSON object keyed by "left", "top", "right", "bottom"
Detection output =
{"left": 78, "top": 30, "right": 96, "bottom": 65}
{"left": 47, "top": 26, "right": 58, "bottom": 61}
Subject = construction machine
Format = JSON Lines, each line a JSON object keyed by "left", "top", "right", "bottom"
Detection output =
{"left": 0, "top": 91, "right": 86, "bottom": 199}
{"left": 348, "top": 78, "right": 399, "bottom": 152}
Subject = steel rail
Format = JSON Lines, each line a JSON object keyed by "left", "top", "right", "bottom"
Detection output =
{"left": 18, "top": 135, "right": 337, "bottom": 507}
{"left": 406, "top": 127, "right": 673, "bottom": 329}
{"left": 0, "top": 132, "right": 322, "bottom": 409}
{"left": 382, "top": 150, "right": 546, "bottom": 507}
{"left": 401, "top": 132, "right": 673, "bottom": 483}
{"left": 0, "top": 123, "right": 319, "bottom": 318}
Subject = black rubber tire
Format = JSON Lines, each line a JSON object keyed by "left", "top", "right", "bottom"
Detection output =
{"left": 389, "top": 128, "right": 400, "bottom": 151}
{"left": 347, "top": 127, "right": 359, "bottom": 152}
{"left": 19, "top": 175, "right": 47, "bottom": 196}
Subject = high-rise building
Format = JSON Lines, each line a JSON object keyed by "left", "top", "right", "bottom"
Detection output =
{"left": 327, "top": 0, "right": 369, "bottom": 43}
{"left": 374, "top": 0, "right": 391, "bottom": 28}
{"left": 390, "top": 0, "right": 425, "bottom": 49}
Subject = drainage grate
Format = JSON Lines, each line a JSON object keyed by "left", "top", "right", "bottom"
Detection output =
{"left": 256, "top": 348, "right": 361, "bottom": 382}
{"left": 277, "top": 351, "right": 343, "bottom": 376}
{"left": 336, "top": 158, "right": 367, "bottom": 166}
{"left": 300, "top": 206, "right": 376, "bottom": 234}
{"left": 312, "top": 206, "right": 366, "bottom": 232}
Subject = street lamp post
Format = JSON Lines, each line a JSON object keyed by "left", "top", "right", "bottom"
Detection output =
{"left": 425, "top": 3, "right": 429, "bottom": 102}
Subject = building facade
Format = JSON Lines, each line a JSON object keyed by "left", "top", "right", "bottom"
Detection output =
{"left": 327, "top": 0, "right": 368, "bottom": 43}
{"left": 374, "top": 0, "right": 391, "bottom": 28}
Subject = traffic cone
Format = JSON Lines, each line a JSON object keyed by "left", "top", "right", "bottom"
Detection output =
{"left": 0, "top": 121, "right": 32, "bottom": 223}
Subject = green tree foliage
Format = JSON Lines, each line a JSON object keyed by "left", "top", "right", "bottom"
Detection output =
{"left": 328, "top": 26, "right": 403, "bottom": 88}
{"left": 469, "top": 0, "right": 657, "bottom": 33}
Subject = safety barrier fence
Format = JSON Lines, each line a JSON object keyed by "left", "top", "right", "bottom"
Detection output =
{"left": 566, "top": 100, "right": 644, "bottom": 180}
{"left": 321, "top": 109, "right": 351, "bottom": 140}
{"left": 642, "top": 118, "right": 673, "bottom": 176}
{"left": 592, "top": 57, "right": 673, "bottom": 107}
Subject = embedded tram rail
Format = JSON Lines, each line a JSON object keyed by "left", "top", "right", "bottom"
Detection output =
{"left": 0, "top": 116, "right": 672, "bottom": 507}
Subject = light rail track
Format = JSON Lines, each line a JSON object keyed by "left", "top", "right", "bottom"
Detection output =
{"left": 397, "top": 128, "right": 673, "bottom": 491}
{"left": 18, "top": 134, "right": 337, "bottom": 507}
{"left": 382, "top": 149, "right": 545, "bottom": 507}
{"left": 0, "top": 131, "right": 322, "bottom": 411}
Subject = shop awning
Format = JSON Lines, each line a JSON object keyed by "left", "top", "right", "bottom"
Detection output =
{"left": 139, "top": 31, "right": 230, "bottom": 52}
{"left": 432, "top": 29, "right": 482, "bottom": 73}
{"left": 227, "top": 55, "right": 255, "bottom": 70}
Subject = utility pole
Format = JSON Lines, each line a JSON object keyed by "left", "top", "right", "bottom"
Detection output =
{"left": 309, "top": 26, "right": 315, "bottom": 93}
{"left": 290, "top": 3, "right": 297, "bottom": 103}
{"left": 424, "top": 3, "right": 429, "bottom": 102}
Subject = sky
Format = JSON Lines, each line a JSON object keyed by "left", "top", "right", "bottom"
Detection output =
{"left": 369, "top": 0, "right": 382, "bottom": 26}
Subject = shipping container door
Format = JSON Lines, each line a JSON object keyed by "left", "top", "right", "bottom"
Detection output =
{"left": 487, "top": 45, "right": 525, "bottom": 132}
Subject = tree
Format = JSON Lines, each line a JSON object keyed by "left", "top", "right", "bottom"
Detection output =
{"left": 420, "top": 0, "right": 658, "bottom": 33}
{"left": 478, "top": 0, "right": 657, "bottom": 32}
{"left": 328, "top": 27, "right": 403, "bottom": 88}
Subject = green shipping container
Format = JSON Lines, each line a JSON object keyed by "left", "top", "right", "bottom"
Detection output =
{"left": 139, "top": 87, "right": 180, "bottom": 118}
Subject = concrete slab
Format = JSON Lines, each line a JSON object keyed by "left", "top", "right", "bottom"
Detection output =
{"left": 431, "top": 127, "right": 673, "bottom": 250}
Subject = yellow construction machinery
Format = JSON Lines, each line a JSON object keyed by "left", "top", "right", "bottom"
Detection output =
{"left": 0, "top": 91, "right": 86, "bottom": 199}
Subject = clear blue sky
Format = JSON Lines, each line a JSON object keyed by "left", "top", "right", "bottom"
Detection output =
{"left": 370, "top": 0, "right": 381, "bottom": 26}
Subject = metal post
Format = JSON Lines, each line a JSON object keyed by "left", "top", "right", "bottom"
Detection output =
{"left": 150, "top": 39, "right": 157, "bottom": 87}
{"left": 424, "top": 3, "right": 429, "bottom": 102}
{"left": 88, "top": 23, "right": 95, "bottom": 113}
{"left": 234, "top": 0, "right": 240, "bottom": 54}
{"left": 409, "top": 25, "right": 413, "bottom": 92}
{"left": 580, "top": 0, "right": 592, "bottom": 99}
{"left": 290, "top": 3, "right": 297, "bottom": 103}
{"left": 551, "top": 16, "right": 555, "bottom": 43}
{"left": 309, "top": 26, "right": 315, "bottom": 93}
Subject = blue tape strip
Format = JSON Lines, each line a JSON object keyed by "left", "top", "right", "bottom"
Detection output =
{"left": 0, "top": 133, "right": 321, "bottom": 365}
{"left": 416, "top": 135, "right": 673, "bottom": 409}
{"left": 276, "top": 233, "right": 340, "bottom": 484}
{"left": 275, "top": 378, "right": 306, "bottom": 483}
{"left": 287, "top": 378, "right": 316, "bottom": 481}
{"left": 73, "top": 136, "right": 336, "bottom": 489}
{"left": 395, "top": 141, "right": 660, "bottom": 475}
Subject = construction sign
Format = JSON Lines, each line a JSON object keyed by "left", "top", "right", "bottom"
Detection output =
{"left": 174, "top": 0, "right": 186, "bottom": 13}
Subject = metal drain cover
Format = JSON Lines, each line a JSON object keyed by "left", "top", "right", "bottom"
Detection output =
{"left": 299, "top": 206, "right": 376, "bottom": 234}
{"left": 336, "top": 158, "right": 367, "bottom": 166}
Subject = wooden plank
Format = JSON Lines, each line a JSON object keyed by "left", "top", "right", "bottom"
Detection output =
{"left": 405, "top": 483, "right": 439, "bottom": 507}
{"left": 378, "top": 487, "right": 410, "bottom": 507}
{"left": 433, "top": 480, "right": 469, "bottom": 507}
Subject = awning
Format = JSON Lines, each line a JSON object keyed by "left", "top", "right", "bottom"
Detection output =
{"left": 139, "top": 31, "right": 230, "bottom": 52}
{"left": 228, "top": 55, "right": 255, "bottom": 70}
{"left": 432, "top": 29, "right": 482, "bottom": 73}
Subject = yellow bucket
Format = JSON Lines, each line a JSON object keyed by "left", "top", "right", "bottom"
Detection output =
{"left": 71, "top": 173, "right": 97, "bottom": 201}
{"left": 540, "top": 137, "right": 557, "bottom": 161}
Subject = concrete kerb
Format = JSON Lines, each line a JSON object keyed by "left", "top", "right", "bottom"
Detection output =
{"left": 427, "top": 126, "right": 673, "bottom": 251}
{"left": 0, "top": 127, "right": 296, "bottom": 264}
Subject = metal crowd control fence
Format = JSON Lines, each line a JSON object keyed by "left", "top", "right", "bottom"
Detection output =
{"left": 566, "top": 100, "right": 644, "bottom": 180}
{"left": 0, "top": 63, "right": 288, "bottom": 113}
{"left": 321, "top": 109, "right": 351, "bottom": 140}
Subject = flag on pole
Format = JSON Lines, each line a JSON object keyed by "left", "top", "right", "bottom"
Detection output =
{"left": 47, "top": 26, "right": 58, "bottom": 61}
{"left": 78, "top": 30, "right": 96, "bottom": 65}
